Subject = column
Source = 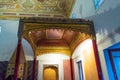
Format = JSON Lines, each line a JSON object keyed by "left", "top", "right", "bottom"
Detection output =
{"left": 32, "top": 56, "right": 37, "bottom": 80}
{"left": 92, "top": 40, "right": 103, "bottom": 80}
{"left": 13, "top": 38, "right": 22, "bottom": 80}
{"left": 70, "top": 58, "right": 74, "bottom": 80}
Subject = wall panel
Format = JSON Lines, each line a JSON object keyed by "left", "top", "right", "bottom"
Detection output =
{"left": 63, "top": 60, "right": 71, "bottom": 80}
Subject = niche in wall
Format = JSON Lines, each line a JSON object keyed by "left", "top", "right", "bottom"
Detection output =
{"left": 43, "top": 64, "right": 58, "bottom": 80}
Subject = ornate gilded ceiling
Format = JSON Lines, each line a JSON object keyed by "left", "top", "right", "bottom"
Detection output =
{"left": 0, "top": 0, "right": 75, "bottom": 19}
{"left": 19, "top": 18, "right": 95, "bottom": 57}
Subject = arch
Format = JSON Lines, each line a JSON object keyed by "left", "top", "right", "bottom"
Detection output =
{"left": 18, "top": 18, "right": 95, "bottom": 57}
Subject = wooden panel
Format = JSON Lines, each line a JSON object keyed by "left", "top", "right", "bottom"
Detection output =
{"left": 82, "top": 45, "right": 99, "bottom": 80}
{"left": 44, "top": 67, "right": 57, "bottom": 80}
{"left": 0, "top": 61, "right": 8, "bottom": 80}
{"left": 63, "top": 60, "right": 71, "bottom": 80}
{"left": 27, "top": 61, "right": 38, "bottom": 80}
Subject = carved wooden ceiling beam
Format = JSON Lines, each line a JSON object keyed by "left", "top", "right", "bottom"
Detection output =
{"left": 19, "top": 17, "right": 94, "bottom": 37}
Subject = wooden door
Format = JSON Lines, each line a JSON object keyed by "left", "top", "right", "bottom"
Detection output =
{"left": 109, "top": 48, "right": 120, "bottom": 80}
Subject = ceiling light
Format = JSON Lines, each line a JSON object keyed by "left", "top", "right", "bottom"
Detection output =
{"left": 29, "top": 31, "right": 31, "bottom": 34}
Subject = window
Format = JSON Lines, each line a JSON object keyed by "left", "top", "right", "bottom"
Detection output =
{"left": 104, "top": 42, "right": 120, "bottom": 80}
{"left": 94, "top": 0, "right": 104, "bottom": 9}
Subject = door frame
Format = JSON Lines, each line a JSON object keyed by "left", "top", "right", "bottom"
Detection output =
{"left": 77, "top": 60, "right": 84, "bottom": 80}
{"left": 108, "top": 48, "right": 120, "bottom": 80}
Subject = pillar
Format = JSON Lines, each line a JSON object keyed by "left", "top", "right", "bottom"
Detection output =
{"left": 32, "top": 56, "right": 37, "bottom": 80}
{"left": 13, "top": 38, "right": 22, "bottom": 80}
{"left": 92, "top": 40, "right": 103, "bottom": 80}
{"left": 70, "top": 58, "right": 74, "bottom": 80}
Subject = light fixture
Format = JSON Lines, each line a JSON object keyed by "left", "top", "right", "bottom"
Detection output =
{"left": 29, "top": 31, "right": 31, "bottom": 34}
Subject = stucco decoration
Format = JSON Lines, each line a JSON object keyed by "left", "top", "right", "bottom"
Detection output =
{"left": 0, "top": 0, "right": 75, "bottom": 18}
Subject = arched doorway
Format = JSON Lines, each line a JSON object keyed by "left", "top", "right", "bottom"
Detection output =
{"left": 43, "top": 65, "right": 58, "bottom": 80}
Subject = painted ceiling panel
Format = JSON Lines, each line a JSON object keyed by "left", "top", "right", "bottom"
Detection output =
{"left": 37, "top": 39, "right": 68, "bottom": 47}
{"left": 31, "top": 30, "right": 46, "bottom": 43}
{"left": 63, "top": 30, "right": 78, "bottom": 44}
{"left": 29, "top": 29, "right": 79, "bottom": 47}
{"left": 46, "top": 29, "right": 63, "bottom": 39}
{"left": 0, "top": 0, "right": 75, "bottom": 18}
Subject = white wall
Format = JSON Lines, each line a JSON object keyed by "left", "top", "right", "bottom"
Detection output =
{"left": 96, "top": 0, "right": 120, "bottom": 14}
{"left": 22, "top": 39, "right": 34, "bottom": 60}
{"left": 88, "top": 5, "right": 120, "bottom": 45}
{"left": 72, "top": 39, "right": 98, "bottom": 80}
{"left": 0, "top": 20, "right": 34, "bottom": 61}
{"left": 0, "top": 20, "right": 19, "bottom": 61}
{"left": 71, "top": 0, "right": 95, "bottom": 18}
{"left": 71, "top": 0, "right": 120, "bottom": 18}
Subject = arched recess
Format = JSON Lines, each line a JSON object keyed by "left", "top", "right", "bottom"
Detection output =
{"left": 43, "top": 65, "right": 58, "bottom": 80}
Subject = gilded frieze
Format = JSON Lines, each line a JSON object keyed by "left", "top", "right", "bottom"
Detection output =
{"left": 23, "top": 23, "right": 91, "bottom": 34}
{"left": 0, "top": 0, "right": 75, "bottom": 18}
{"left": 70, "top": 33, "right": 91, "bottom": 52}
{"left": 35, "top": 46, "right": 71, "bottom": 56}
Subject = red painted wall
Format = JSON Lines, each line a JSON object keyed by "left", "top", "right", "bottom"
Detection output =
{"left": 63, "top": 60, "right": 71, "bottom": 80}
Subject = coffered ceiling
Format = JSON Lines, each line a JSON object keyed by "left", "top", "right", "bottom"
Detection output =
{"left": 29, "top": 29, "right": 78, "bottom": 47}
{"left": 20, "top": 18, "right": 94, "bottom": 56}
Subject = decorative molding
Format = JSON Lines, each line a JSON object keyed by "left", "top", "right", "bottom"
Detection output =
{"left": 37, "top": 46, "right": 69, "bottom": 50}
{"left": 36, "top": 48, "right": 71, "bottom": 56}
{"left": 0, "top": 0, "right": 75, "bottom": 18}
{"left": 23, "top": 32, "right": 36, "bottom": 53}
{"left": 23, "top": 23, "right": 91, "bottom": 34}
{"left": 70, "top": 33, "right": 91, "bottom": 53}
